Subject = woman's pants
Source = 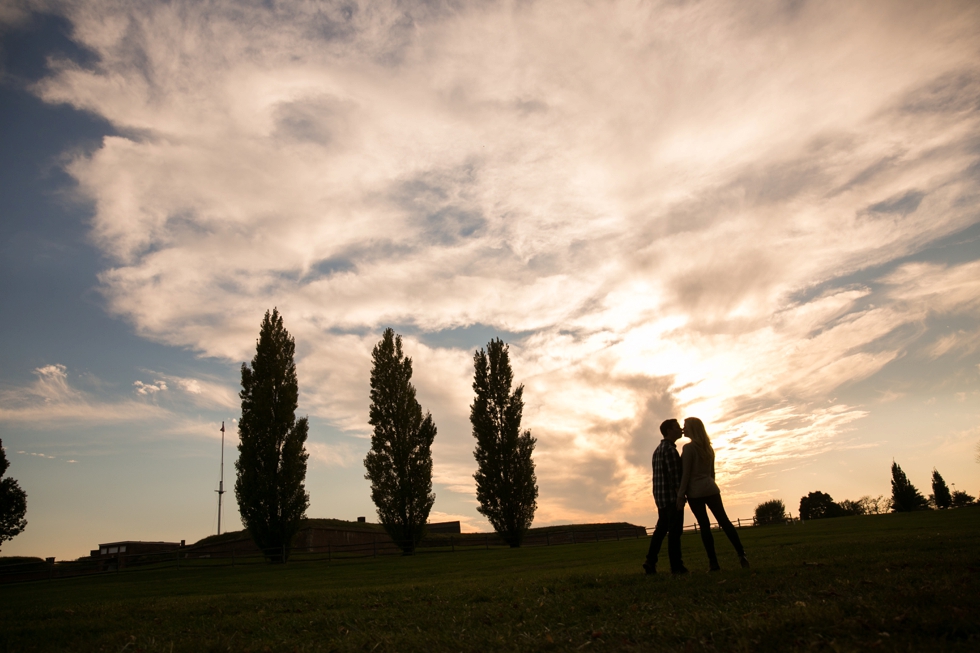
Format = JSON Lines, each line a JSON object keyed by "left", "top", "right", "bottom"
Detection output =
{"left": 686, "top": 492, "right": 745, "bottom": 567}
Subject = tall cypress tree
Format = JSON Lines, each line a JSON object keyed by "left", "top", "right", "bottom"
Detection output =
{"left": 364, "top": 328, "right": 436, "bottom": 554}
{"left": 931, "top": 468, "right": 952, "bottom": 509}
{"left": 890, "top": 461, "right": 928, "bottom": 512}
{"left": 471, "top": 338, "right": 538, "bottom": 547}
{"left": 235, "top": 309, "right": 310, "bottom": 562}
{"left": 0, "top": 439, "right": 28, "bottom": 551}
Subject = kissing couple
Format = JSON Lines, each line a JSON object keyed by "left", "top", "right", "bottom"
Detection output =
{"left": 643, "top": 417, "right": 750, "bottom": 574}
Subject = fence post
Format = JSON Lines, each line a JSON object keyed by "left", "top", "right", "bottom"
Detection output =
{"left": 176, "top": 550, "right": 180, "bottom": 570}
{"left": 594, "top": 528, "right": 599, "bottom": 543}
{"left": 450, "top": 536, "right": 454, "bottom": 553}
{"left": 737, "top": 518, "right": 741, "bottom": 529}
{"left": 328, "top": 543, "right": 331, "bottom": 562}
{"left": 232, "top": 549, "right": 235, "bottom": 567}
{"left": 485, "top": 534, "right": 489, "bottom": 550}
{"left": 546, "top": 532, "right": 550, "bottom": 546}
{"left": 570, "top": 530, "right": 575, "bottom": 545}
{"left": 615, "top": 529, "right": 620, "bottom": 541}
{"left": 373, "top": 535, "right": 377, "bottom": 558}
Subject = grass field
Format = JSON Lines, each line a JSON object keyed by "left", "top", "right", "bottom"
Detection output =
{"left": 1, "top": 508, "right": 978, "bottom": 652}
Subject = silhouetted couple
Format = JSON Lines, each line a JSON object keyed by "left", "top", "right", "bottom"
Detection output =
{"left": 643, "top": 417, "right": 749, "bottom": 574}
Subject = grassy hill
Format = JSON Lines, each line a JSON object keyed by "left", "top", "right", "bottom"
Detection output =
{"left": 190, "top": 517, "right": 388, "bottom": 548}
{"left": 1, "top": 508, "right": 977, "bottom": 652}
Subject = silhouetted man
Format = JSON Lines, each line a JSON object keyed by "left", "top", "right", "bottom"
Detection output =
{"left": 643, "top": 418, "right": 687, "bottom": 574}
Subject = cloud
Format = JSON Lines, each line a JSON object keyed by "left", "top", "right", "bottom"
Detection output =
{"left": 133, "top": 379, "right": 167, "bottom": 395}
{"left": 27, "top": 0, "right": 980, "bottom": 522}
{"left": 306, "top": 440, "right": 360, "bottom": 468}
{"left": 136, "top": 372, "right": 239, "bottom": 409}
{"left": 0, "top": 364, "right": 168, "bottom": 426}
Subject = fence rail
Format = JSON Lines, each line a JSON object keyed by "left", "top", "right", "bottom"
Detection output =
{"left": 0, "top": 519, "right": 762, "bottom": 585}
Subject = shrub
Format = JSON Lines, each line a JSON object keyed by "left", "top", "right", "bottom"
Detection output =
{"left": 837, "top": 499, "right": 865, "bottom": 516}
{"left": 951, "top": 490, "right": 976, "bottom": 507}
{"left": 799, "top": 491, "right": 842, "bottom": 520}
{"left": 754, "top": 499, "right": 787, "bottom": 525}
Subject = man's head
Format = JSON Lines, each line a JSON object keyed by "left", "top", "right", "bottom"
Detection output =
{"left": 659, "top": 418, "right": 681, "bottom": 442}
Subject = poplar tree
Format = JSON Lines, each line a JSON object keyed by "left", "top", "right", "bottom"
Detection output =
{"left": 235, "top": 309, "right": 310, "bottom": 562}
{"left": 471, "top": 339, "right": 538, "bottom": 547}
{"left": 931, "top": 468, "right": 952, "bottom": 509}
{"left": 890, "top": 461, "right": 928, "bottom": 512}
{"left": 0, "top": 439, "right": 28, "bottom": 551}
{"left": 364, "top": 328, "right": 436, "bottom": 554}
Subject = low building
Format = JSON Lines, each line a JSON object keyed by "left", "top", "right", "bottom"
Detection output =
{"left": 94, "top": 540, "right": 184, "bottom": 570}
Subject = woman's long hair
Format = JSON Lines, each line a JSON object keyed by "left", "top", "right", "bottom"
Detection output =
{"left": 684, "top": 417, "right": 714, "bottom": 464}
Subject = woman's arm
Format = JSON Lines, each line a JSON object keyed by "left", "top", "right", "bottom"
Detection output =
{"left": 676, "top": 444, "right": 693, "bottom": 509}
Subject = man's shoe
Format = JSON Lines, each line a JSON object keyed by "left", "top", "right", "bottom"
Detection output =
{"left": 739, "top": 555, "right": 750, "bottom": 569}
{"left": 642, "top": 562, "right": 656, "bottom": 575}
{"left": 671, "top": 566, "right": 689, "bottom": 575}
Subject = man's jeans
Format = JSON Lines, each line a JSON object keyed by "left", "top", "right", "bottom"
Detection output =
{"left": 646, "top": 503, "right": 685, "bottom": 571}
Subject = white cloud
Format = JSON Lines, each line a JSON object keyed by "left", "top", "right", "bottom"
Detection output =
{"left": 0, "top": 364, "right": 168, "bottom": 425}
{"left": 28, "top": 0, "right": 980, "bottom": 522}
{"left": 145, "top": 372, "right": 239, "bottom": 409}
{"left": 133, "top": 379, "right": 167, "bottom": 395}
{"left": 306, "top": 440, "right": 360, "bottom": 468}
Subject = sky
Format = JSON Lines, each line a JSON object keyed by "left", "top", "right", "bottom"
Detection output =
{"left": 1, "top": 0, "right": 979, "bottom": 561}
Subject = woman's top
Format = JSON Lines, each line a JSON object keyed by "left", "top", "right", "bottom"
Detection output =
{"left": 678, "top": 443, "right": 720, "bottom": 499}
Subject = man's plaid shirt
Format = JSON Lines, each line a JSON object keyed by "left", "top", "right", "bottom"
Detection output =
{"left": 652, "top": 438, "right": 682, "bottom": 511}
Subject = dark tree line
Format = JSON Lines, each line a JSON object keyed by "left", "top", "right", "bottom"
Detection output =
{"left": 756, "top": 460, "right": 976, "bottom": 525}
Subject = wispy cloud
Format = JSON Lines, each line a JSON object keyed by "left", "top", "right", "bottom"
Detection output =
{"left": 0, "top": 364, "right": 168, "bottom": 425}
{"left": 27, "top": 0, "right": 980, "bottom": 522}
{"left": 134, "top": 371, "right": 239, "bottom": 409}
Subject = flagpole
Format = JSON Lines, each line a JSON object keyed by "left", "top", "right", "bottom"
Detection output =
{"left": 216, "top": 421, "right": 226, "bottom": 535}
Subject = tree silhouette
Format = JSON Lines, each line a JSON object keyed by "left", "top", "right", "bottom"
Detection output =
{"left": 890, "top": 461, "right": 928, "bottom": 512}
{"left": 0, "top": 439, "right": 27, "bottom": 551}
{"left": 858, "top": 495, "right": 889, "bottom": 514}
{"left": 951, "top": 490, "right": 976, "bottom": 507}
{"left": 930, "top": 469, "right": 952, "bottom": 509}
{"left": 364, "top": 328, "right": 436, "bottom": 554}
{"left": 836, "top": 499, "right": 865, "bottom": 516}
{"left": 235, "top": 309, "right": 310, "bottom": 562}
{"left": 471, "top": 339, "right": 538, "bottom": 547}
{"left": 799, "top": 491, "right": 842, "bottom": 520}
{"left": 754, "top": 499, "right": 787, "bottom": 525}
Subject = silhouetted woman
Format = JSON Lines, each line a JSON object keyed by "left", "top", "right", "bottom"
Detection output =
{"left": 676, "top": 417, "right": 749, "bottom": 571}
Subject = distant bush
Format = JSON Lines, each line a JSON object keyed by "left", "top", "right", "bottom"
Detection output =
{"left": 837, "top": 499, "right": 865, "bottom": 516}
{"left": 951, "top": 490, "right": 976, "bottom": 507}
{"left": 858, "top": 495, "right": 889, "bottom": 515}
{"left": 754, "top": 500, "right": 787, "bottom": 525}
{"left": 799, "top": 491, "right": 842, "bottom": 520}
